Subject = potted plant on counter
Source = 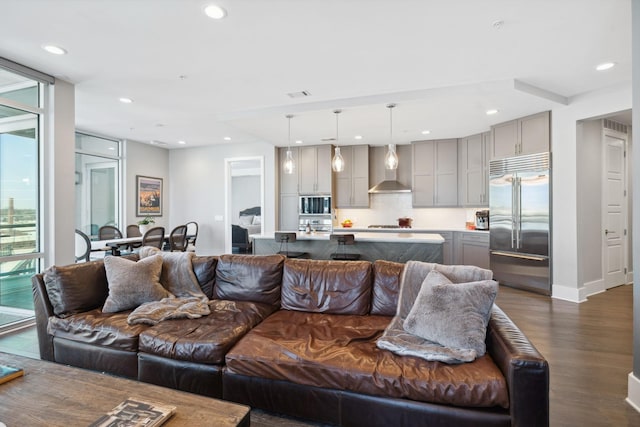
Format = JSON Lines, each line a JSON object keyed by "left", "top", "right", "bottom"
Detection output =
{"left": 137, "top": 216, "right": 155, "bottom": 234}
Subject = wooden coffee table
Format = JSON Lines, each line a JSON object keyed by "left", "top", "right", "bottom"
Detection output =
{"left": 0, "top": 352, "right": 250, "bottom": 426}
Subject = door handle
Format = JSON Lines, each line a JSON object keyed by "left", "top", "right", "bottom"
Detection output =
{"left": 605, "top": 229, "right": 610, "bottom": 235}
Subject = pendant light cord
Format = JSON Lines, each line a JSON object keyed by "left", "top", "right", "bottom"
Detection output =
{"left": 334, "top": 109, "right": 341, "bottom": 145}
{"left": 286, "top": 114, "right": 293, "bottom": 149}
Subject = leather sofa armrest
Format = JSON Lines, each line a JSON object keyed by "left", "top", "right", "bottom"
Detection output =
{"left": 31, "top": 274, "right": 55, "bottom": 361}
{"left": 486, "top": 305, "right": 549, "bottom": 427}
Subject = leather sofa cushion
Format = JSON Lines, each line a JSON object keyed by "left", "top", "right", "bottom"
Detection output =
{"left": 214, "top": 254, "right": 284, "bottom": 306}
{"left": 47, "top": 308, "right": 149, "bottom": 351}
{"left": 225, "top": 310, "right": 509, "bottom": 408}
{"left": 139, "top": 300, "right": 277, "bottom": 364}
{"left": 281, "top": 259, "right": 372, "bottom": 315}
{"left": 192, "top": 256, "right": 217, "bottom": 299}
{"left": 43, "top": 262, "right": 109, "bottom": 318}
{"left": 370, "top": 260, "right": 404, "bottom": 316}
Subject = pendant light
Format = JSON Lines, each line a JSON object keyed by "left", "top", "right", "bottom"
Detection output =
{"left": 283, "top": 114, "right": 295, "bottom": 175}
{"left": 385, "top": 103, "right": 399, "bottom": 170}
{"left": 331, "top": 109, "right": 345, "bottom": 172}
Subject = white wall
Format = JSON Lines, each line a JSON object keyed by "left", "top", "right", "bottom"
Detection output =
{"left": 551, "top": 83, "right": 632, "bottom": 302}
{"left": 123, "top": 140, "right": 170, "bottom": 232}
{"left": 168, "top": 142, "right": 276, "bottom": 255}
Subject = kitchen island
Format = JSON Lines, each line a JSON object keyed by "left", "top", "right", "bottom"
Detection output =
{"left": 252, "top": 232, "right": 444, "bottom": 263}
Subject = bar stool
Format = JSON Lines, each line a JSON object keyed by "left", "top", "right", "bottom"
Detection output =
{"left": 330, "top": 234, "right": 361, "bottom": 261}
{"left": 275, "top": 232, "right": 309, "bottom": 259}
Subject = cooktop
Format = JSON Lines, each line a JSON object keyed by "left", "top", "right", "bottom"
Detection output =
{"left": 368, "top": 225, "right": 412, "bottom": 229}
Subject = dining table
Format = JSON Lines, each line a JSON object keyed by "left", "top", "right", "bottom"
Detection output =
{"left": 90, "top": 235, "right": 170, "bottom": 256}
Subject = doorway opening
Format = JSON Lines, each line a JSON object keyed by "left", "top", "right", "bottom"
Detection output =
{"left": 224, "top": 157, "right": 264, "bottom": 254}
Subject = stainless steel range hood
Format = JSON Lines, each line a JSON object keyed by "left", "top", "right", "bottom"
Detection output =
{"left": 368, "top": 168, "right": 411, "bottom": 193}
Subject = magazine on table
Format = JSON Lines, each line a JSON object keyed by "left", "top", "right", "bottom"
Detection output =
{"left": 0, "top": 364, "right": 24, "bottom": 385}
{"left": 89, "top": 397, "right": 176, "bottom": 427}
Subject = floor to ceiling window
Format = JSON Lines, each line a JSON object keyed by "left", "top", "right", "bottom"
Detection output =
{"left": 75, "top": 132, "right": 121, "bottom": 238}
{"left": 0, "top": 66, "right": 46, "bottom": 332}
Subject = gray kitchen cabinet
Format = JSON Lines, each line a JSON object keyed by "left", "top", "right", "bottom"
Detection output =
{"left": 454, "top": 231, "right": 490, "bottom": 269}
{"left": 412, "top": 139, "right": 458, "bottom": 207}
{"left": 279, "top": 147, "right": 299, "bottom": 194}
{"left": 458, "top": 132, "right": 490, "bottom": 206}
{"left": 299, "top": 145, "right": 332, "bottom": 194}
{"left": 335, "top": 145, "right": 369, "bottom": 208}
{"left": 279, "top": 147, "right": 300, "bottom": 230}
{"left": 491, "top": 111, "right": 550, "bottom": 159}
{"left": 279, "top": 193, "right": 300, "bottom": 231}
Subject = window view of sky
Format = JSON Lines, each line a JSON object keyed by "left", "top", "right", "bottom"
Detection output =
{"left": 1, "top": 133, "right": 37, "bottom": 212}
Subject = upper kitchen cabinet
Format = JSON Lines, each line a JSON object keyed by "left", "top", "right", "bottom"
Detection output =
{"left": 412, "top": 139, "right": 458, "bottom": 207}
{"left": 335, "top": 145, "right": 369, "bottom": 208}
{"left": 278, "top": 147, "right": 300, "bottom": 230}
{"left": 299, "top": 145, "right": 332, "bottom": 194}
{"left": 279, "top": 146, "right": 299, "bottom": 194}
{"left": 491, "top": 111, "right": 550, "bottom": 159}
{"left": 458, "top": 132, "right": 490, "bottom": 206}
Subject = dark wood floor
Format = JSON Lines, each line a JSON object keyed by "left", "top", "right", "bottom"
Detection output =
{"left": 1, "top": 284, "right": 639, "bottom": 426}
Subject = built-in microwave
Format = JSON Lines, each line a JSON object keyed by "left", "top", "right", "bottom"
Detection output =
{"left": 299, "top": 196, "right": 331, "bottom": 214}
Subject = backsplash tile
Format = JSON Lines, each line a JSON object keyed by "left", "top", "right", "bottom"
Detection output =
{"left": 336, "top": 193, "right": 483, "bottom": 229}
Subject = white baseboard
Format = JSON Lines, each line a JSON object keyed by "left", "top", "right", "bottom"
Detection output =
{"left": 583, "top": 279, "right": 606, "bottom": 297}
{"left": 551, "top": 284, "right": 585, "bottom": 303}
{"left": 552, "top": 279, "right": 607, "bottom": 303}
{"left": 626, "top": 372, "right": 640, "bottom": 413}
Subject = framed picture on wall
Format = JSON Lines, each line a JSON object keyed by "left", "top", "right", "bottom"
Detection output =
{"left": 136, "top": 175, "right": 163, "bottom": 216}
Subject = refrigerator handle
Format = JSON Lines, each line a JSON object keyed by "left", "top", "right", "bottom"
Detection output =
{"left": 515, "top": 176, "right": 522, "bottom": 249}
{"left": 511, "top": 177, "right": 516, "bottom": 248}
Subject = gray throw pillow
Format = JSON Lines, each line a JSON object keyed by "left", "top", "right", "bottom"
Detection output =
{"left": 403, "top": 270, "right": 498, "bottom": 356}
{"left": 103, "top": 254, "right": 173, "bottom": 313}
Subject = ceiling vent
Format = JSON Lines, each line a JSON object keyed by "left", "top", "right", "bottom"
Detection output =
{"left": 287, "top": 90, "right": 311, "bottom": 98}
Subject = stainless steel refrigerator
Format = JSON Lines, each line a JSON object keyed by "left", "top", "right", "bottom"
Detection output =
{"left": 489, "top": 152, "right": 551, "bottom": 295}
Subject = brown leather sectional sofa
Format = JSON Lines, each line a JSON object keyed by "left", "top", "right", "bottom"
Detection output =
{"left": 32, "top": 254, "right": 549, "bottom": 427}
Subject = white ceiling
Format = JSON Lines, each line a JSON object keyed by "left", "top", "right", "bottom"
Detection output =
{"left": 0, "top": 0, "right": 631, "bottom": 149}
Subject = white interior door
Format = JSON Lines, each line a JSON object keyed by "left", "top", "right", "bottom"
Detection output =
{"left": 603, "top": 133, "right": 627, "bottom": 289}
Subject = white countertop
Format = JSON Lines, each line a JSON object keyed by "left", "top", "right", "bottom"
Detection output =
{"left": 254, "top": 231, "right": 444, "bottom": 244}
{"left": 332, "top": 227, "right": 489, "bottom": 234}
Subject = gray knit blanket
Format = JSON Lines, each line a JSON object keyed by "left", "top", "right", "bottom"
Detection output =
{"left": 127, "top": 247, "right": 210, "bottom": 325}
{"left": 376, "top": 261, "right": 494, "bottom": 364}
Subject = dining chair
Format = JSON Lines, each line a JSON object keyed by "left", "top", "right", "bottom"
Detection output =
{"left": 275, "top": 232, "right": 309, "bottom": 259}
{"left": 142, "top": 226, "right": 165, "bottom": 249}
{"left": 98, "top": 225, "right": 123, "bottom": 240}
{"left": 185, "top": 221, "right": 198, "bottom": 251}
{"left": 169, "top": 225, "right": 188, "bottom": 252}
{"left": 329, "top": 234, "right": 361, "bottom": 261}
{"left": 126, "top": 224, "right": 142, "bottom": 238}
{"left": 126, "top": 224, "right": 143, "bottom": 251}
{"left": 74, "top": 229, "right": 91, "bottom": 263}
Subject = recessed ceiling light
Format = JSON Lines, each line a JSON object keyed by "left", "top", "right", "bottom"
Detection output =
{"left": 295, "top": 140, "right": 303, "bottom": 144}
{"left": 223, "top": 136, "right": 231, "bottom": 141}
{"left": 178, "top": 140, "right": 186, "bottom": 145}
{"left": 492, "top": 20, "right": 504, "bottom": 30}
{"left": 421, "top": 130, "right": 431, "bottom": 135}
{"left": 486, "top": 109, "right": 499, "bottom": 115}
{"left": 42, "top": 45, "right": 67, "bottom": 55}
{"left": 204, "top": 4, "right": 227, "bottom": 19}
{"left": 354, "top": 135, "right": 363, "bottom": 140}
{"left": 596, "top": 62, "right": 616, "bottom": 71}
{"left": 119, "top": 97, "right": 133, "bottom": 104}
